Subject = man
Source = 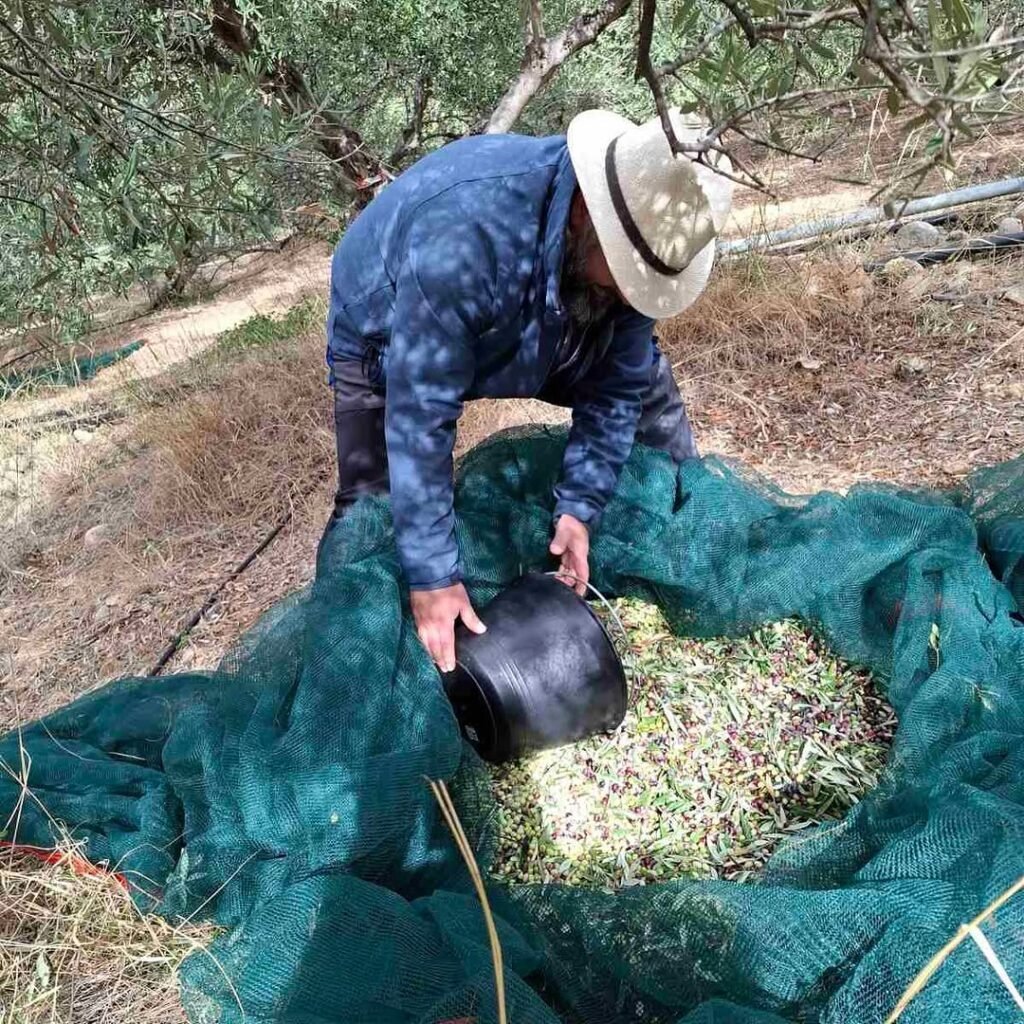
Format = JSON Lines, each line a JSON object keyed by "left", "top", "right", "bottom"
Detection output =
{"left": 323, "top": 108, "right": 732, "bottom": 672}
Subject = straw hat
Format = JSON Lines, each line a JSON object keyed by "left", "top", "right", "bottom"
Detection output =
{"left": 566, "top": 108, "right": 733, "bottom": 319}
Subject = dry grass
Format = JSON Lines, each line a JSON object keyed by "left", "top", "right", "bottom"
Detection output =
{"left": 0, "top": 315, "right": 335, "bottom": 724}
{"left": 130, "top": 331, "right": 331, "bottom": 534}
{"left": 2, "top": 306, "right": 333, "bottom": 559}
{"left": 660, "top": 242, "right": 1024, "bottom": 491}
{"left": 459, "top": 254, "right": 885, "bottom": 453}
{"left": 662, "top": 249, "right": 888, "bottom": 376}
{"left": 0, "top": 844, "right": 216, "bottom": 1024}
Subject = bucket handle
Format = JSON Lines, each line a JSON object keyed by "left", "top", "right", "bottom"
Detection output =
{"left": 544, "top": 571, "right": 644, "bottom": 715}
{"left": 543, "top": 570, "right": 632, "bottom": 663}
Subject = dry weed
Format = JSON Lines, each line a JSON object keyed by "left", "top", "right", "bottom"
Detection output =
{"left": 2, "top": 325, "right": 334, "bottom": 567}
{"left": 132, "top": 338, "right": 331, "bottom": 532}
{"left": 0, "top": 322, "right": 336, "bottom": 723}
{"left": 0, "top": 844, "right": 216, "bottom": 1024}
{"left": 659, "top": 251, "right": 888, "bottom": 377}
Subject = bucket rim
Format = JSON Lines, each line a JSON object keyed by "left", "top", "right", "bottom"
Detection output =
{"left": 445, "top": 656, "right": 505, "bottom": 761}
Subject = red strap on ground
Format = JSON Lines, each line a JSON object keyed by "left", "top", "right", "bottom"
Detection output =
{"left": 0, "top": 839, "right": 130, "bottom": 890}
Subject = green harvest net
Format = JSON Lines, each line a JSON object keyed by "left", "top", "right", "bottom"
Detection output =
{"left": 0, "top": 340, "right": 144, "bottom": 399}
{"left": 3, "top": 427, "right": 1024, "bottom": 1024}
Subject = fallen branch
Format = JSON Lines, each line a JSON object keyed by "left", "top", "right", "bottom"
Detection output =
{"left": 428, "top": 779, "right": 506, "bottom": 1024}
{"left": 885, "top": 873, "right": 1024, "bottom": 1023}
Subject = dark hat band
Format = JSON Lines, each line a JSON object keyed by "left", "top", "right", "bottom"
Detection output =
{"left": 604, "top": 133, "right": 686, "bottom": 278}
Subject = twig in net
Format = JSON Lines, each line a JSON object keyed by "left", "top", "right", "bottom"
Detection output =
{"left": 884, "top": 872, "right": 1024, "bottom": 1022}
{"left": 428, "top": 778, "right": 507, "bottom": 1024}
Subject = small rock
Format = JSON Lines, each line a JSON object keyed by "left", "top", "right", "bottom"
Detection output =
{"left": 73, "top": 428, "right": 94, "bottom": 444}
{"left": 880, "top": 257, "right": 925, "bottom": 282}
{"left": 1012, "top": 201, "right": 1024, "bottom": 221}
{"left": 1003, "top": 284, "right": 1024, "bottom": 306}
{"left": 797, "top": 356, "right": 823, "bottom": 371}
{"left": 942, "top": 271, "right": 971, "bottom": 298}
{"left": 995, "top": 217, "right": 1023, "bottom": 236}
{"left": 945, "top": 228, "right": 969, "bottom": 243}
{"left": 92, "top": 603, "right": 111, "bottom": 625}
{"left": 895, "top": 355, "right": 928, "bottom": 380}
{"left": 895, "top": 220, "right": 942, "bottom": 249}
{"left": 83, "top": 523, "right": 110, "bottom": 549}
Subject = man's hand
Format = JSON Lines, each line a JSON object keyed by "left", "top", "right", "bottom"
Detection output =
{"left": 410, "top": 583, "right": 486, "bottom": 673}
{"left": 550, "top": 514, "right": 590, "bottom": 596}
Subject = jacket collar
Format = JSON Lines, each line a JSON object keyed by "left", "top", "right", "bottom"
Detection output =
{"left": 541, "top": 144, "right": 578, "bottom": 314}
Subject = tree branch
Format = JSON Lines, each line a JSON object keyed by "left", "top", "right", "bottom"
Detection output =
{"left": 855, "top": 0, "right": 953, "bottom": 156}
{"left": 661, "top": 17, "right": 735, "bottom": 77}
{"left": 389, "top": 73, "right": 432, "bottom": 166}
{"left": 485, "top": 0, "right": 633, "bottom": 134}
{"left": 717, "top": 0, "right": 757, "bottom": 47}
{"left": 522, "top": 0, "right": 545, "bottom": 53}
{"left": 662, "top": 6, "right": 860, "bottom": 76}
{"left": 0, "top": 191, "right": 48, "bottom": 213}
{"left": 636, "top": 0, "right": 682, "bottom": 152}
{"left": 200, "top": 0, "right": 388, "bottom": 200}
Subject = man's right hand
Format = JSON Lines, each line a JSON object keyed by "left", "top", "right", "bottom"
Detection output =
{"left": 410, "top": 583, "right": 486, "bottom": 673}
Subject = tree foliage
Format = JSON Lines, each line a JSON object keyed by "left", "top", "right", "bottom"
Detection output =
{"left": 0, "top": 0, "right": 1021, "bottom": 354}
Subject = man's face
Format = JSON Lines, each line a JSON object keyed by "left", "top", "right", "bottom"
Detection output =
{"left": 568, "top": 192, "right": 626, "bottom": 304}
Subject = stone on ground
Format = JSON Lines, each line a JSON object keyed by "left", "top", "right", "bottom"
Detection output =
{"left": 83, "top": 523, "right": 110, "bottom": 549}
{"left": 895, "top": 220, "right": 942, "bottom": 249}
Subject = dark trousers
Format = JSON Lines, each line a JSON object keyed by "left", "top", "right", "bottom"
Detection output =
{"left": 326, "top": 350, "right": 696, "bottom": 522}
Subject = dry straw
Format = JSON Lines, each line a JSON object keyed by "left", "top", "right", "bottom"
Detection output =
{"left": 0, "top": 841, "right": 220, "bottom": 1024}
{"left": 885, "top": 872, "right": 1024, "bottom": 1023}
{"left": 428, "top": 777, "right": 507, "bottom": 1024}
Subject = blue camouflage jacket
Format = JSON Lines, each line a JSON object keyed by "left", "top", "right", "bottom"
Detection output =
{"left": 326, "top": 133, "right": 655, "bottom": 590}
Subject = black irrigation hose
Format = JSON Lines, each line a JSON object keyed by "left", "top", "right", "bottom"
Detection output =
{"left": 864, "top": 231, "right": 1024, "bottom": 271}
{"left": 147, "top": 515, "right": 294, "bottom": 676}
{"left": 148, "top": 472, "right": 331, "bottom": 676}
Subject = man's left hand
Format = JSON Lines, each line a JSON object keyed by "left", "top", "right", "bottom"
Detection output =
{"left": 550, "top": 514, "right": 590, "bottom": 596}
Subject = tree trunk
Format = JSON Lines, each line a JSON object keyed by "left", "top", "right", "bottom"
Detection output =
{"left": 485, "top": 0, "right": 634, "bottom": 134}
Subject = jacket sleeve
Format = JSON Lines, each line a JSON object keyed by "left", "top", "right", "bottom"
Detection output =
{"left": 553, "top": 309, "right": 654, "bottom": 528}
{"left": 384, "top": 215, "right": 496, "bottom": 591}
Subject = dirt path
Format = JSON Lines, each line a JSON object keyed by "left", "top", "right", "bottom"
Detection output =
{"left": 2, "top": 240, "right": 331, "bottom": 428}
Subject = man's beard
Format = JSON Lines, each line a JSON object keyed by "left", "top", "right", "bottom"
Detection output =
{"left": 561, "top": 220, "right": 616, "bottom": 327}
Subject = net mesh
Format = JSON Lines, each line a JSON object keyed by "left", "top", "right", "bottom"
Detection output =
{"left": 0, "top": 339, "right": 144, "bottom": 399}
{"left": 3, "top": 425, "right": 1024, "bottom": 1024}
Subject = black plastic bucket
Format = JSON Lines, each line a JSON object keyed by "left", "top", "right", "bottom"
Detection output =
{"left": 443, "top": 573, "right": 628, "bottom": 763}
